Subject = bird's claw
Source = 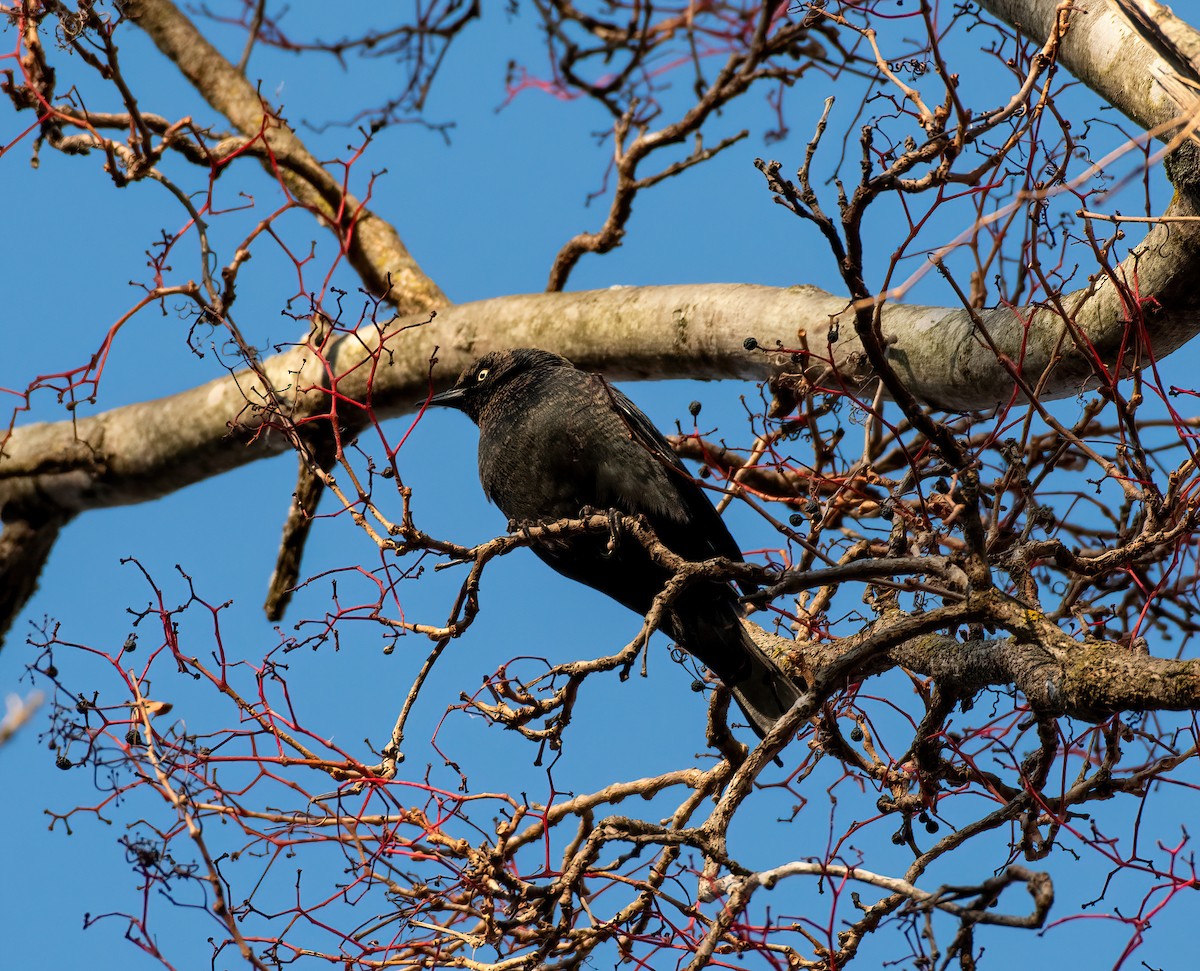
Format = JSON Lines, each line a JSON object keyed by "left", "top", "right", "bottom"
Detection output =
{"left": 574, "top": 505, "right": 623, "bottom": 555}
{"left": 506, "top": 518, "right": 540, "bottom": 545}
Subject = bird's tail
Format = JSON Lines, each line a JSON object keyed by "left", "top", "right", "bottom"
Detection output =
{"left": 672, "top": 592, "right": 803, "bottom": 742}
{"left": 728, "top": 622, "right": 803, "bottom": 740}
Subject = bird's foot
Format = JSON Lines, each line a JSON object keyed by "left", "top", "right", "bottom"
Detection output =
{"left": 598, "top": 507, "right": 623, "bottom": 557}
{"left": 506, "top": 518, "right": 541, "bottom": 545}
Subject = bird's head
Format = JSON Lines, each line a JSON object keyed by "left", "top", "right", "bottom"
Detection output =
{"left": 427, "top": 348, "right": 571, "bottom": 423}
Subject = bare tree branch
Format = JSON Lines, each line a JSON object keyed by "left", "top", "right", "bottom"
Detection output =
{"left": 124, "top": 0, "right": 448, "bottom": 315}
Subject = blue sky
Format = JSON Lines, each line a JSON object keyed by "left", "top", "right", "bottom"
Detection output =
{"left": 2, "top": 4, "right": 1194, "bottom": 969}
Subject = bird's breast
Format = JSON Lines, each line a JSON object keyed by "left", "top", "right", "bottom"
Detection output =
{"left": 478, "top": 402, "right": 597, "bottom": 523}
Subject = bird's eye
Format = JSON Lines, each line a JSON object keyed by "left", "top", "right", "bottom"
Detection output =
{"left": 476, "top": 368, "right": 490, "bottom": 382}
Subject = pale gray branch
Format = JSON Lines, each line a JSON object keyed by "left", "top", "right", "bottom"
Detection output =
{"left": 981, "top": 0, "right": 1200, "bottom": 139}
{"left": 699, "top": 860, "right": 1053, "bottom": 931}
{"left": 4, "top": 230, "right": 1200, "bottom": 519}
{"left": 0, "top": 691, "right": 44, "bottom": 749}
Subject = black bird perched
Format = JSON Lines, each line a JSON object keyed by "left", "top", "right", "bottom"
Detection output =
{"left": 428, "top": 348, "right": 800, "bottom": 740}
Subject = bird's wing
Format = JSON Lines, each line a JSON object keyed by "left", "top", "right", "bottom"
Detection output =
{"left": 597, "top": 378, "right": 747, "bottom": 568}
{"left": 603, "top": 381, "right": 690, "bottom": 473}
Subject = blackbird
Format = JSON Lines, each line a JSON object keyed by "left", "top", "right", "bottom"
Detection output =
{"left": 429, "top": 347, "right": 799, "bottom": 739}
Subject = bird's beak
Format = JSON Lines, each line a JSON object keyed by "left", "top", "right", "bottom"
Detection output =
{"left": 426, "top": 385, "right": 467, "bottom": 408}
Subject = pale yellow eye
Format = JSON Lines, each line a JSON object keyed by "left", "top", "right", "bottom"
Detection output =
{"left": 476, "top": 368, "right": 490, "bottom": 382}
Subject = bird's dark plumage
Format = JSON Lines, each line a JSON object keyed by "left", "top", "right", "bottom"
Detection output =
{"left": 429, "top": 348, "right": 800, "bottom": 739}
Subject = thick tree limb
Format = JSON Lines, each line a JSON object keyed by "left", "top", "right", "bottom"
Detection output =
{"left": 750, "top": 608, "right": 1200, "bottom": 722}
{"left": 0, "top": 511, "right": 68, "bottom": 640}
{"left": 3, "top": 230, "right": 1199, "bottom": 521}
{"left": 983, "top": 0, "right": 1200, "bottom": 138}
